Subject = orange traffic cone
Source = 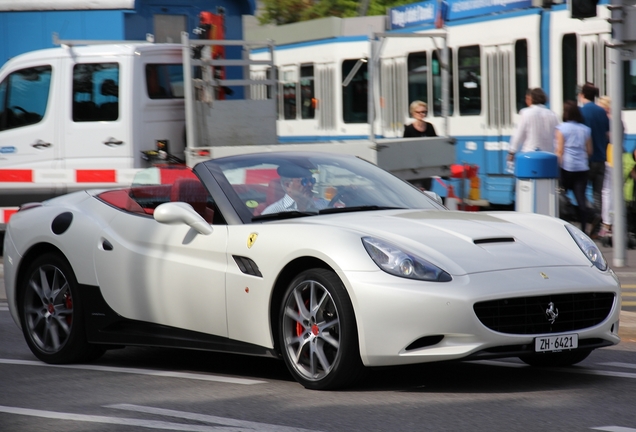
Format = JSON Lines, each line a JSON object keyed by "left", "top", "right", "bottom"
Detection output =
{"left": 445, "top": 185, "right": 460, "bottom": 210}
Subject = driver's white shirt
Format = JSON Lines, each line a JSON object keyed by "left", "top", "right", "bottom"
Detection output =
{"left": 261, "top": 194, "right": 328, "bottom": 215}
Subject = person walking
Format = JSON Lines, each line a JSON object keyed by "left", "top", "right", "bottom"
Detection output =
{"left": 507, "top": 88, "right": 559, "bottom": 162}
{"left": 578, "top": 82, "right": 610, "bottom": 233}
{"left": 555, "top": 100, "right": 593, "bottom": 234}
{"left": 597, "top": 95, "right": 622, "bottom": 238}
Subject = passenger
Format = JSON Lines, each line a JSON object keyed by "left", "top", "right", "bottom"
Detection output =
{"left": 403, "top": 101, "right": 437, "bottom": 137}
{"left": 507, "top": 87, "right": 559, "bottom": 162}
{"left": 261, "top": 164, "right": 329, "bottom": 215}
{"left": 555, "top": 100, "right": 593, "bottom": 235}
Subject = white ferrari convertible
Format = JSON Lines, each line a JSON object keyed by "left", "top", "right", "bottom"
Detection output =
{"left": 3, "top": 152, "right": 621, "bottom": 390}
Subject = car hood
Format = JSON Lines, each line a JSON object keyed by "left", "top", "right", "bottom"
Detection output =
{"left": 305, "top": 210, "right": 591, "bottom": 275}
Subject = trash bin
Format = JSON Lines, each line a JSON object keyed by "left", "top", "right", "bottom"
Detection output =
{"left": 514, "top": 151, "right": 559, "bottom": 217}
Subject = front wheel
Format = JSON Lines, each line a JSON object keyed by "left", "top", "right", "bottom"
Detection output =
{"left": 519, "top": 349, "right": 591, "bottom": 367}
{"left": 279, "top": 268, "right": 363, "bottom": 390}
{"left": 19, "top": 253, "right": 104, "bottom": 364}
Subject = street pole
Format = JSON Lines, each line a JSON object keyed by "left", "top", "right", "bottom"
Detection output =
{"left": 609, "top": 0, "right": 627, "bottom": 267}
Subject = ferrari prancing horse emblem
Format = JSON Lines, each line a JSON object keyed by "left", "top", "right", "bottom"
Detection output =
{"left": 247, "top": 233, "right": 258, "bottom": 249}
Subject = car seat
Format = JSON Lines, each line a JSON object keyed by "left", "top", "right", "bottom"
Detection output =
{"left": 170, "top": 178, "right": 214, "bottom": 223}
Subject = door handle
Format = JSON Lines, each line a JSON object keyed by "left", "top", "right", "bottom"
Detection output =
{"left": 103, "top": 137, "right": 124, "bottom": 146}
{"left": 31, "top": 140, "right": 52, "bottom": 149}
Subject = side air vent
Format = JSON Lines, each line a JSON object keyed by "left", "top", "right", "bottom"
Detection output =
{"left": 474, "top": 237, "right": 515, "bottom": 245}
{"left": 233, "top": 256, "right": 263, "bottom": 277}
{"left": 405, "top": 335, "right": 444, "bottom": 351}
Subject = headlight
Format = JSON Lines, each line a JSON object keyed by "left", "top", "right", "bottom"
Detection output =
{"left": 565, "top": 224, "right": 607, "bottom": 271}
{"left": 362, "top": 237, "right": 452, "bottom": 282}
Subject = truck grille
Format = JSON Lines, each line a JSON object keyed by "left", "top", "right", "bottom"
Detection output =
{"left": 473, "top": 292, "right": 615, "bottom": 335}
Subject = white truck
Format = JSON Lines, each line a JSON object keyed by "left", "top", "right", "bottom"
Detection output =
{"left": 0, "top": 33, "right": 455, "bottom": 228}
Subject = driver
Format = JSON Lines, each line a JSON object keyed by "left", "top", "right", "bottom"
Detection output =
{"left": 261, "top": 164, "right": 328, "bottom": 215}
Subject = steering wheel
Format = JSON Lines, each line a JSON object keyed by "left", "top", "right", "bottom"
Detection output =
{"left": 328, "top": 187, "right": 352, "bottom": 208}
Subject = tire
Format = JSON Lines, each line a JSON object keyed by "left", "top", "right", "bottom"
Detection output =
{"left": 19, "top": 253, "right": 105, "bottom": 364}
{"left": 518, "top": 349, "right": 591, "bottom": 367}
{"left": 279, "top": 268, "right": 363, "bottom": 390}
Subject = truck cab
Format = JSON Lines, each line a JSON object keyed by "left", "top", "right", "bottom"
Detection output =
{"left": 0, "top": 43, "right": 185, "bottom": 206}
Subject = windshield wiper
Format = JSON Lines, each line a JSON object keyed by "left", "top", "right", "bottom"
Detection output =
{"left": 319, "top": 206, "right": 406, "bottom": 215}
{"left": 252, "top": 210, "right": 318, "bottom": 222}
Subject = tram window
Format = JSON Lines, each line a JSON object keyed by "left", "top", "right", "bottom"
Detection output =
{"left": 342, "top": 59, "right": 368, "bottom": 124}
{"left": 458, "top": 46, "right": 481, "bottom": 115}
{"left": 432, "top": 50, "right": 454, "bottom": 116}
{"left": 623, "top": 60, "right": 636, "bottom": 110}
{"left": 515, "top": 40, "right": 529, "bottom": 112}
{"left": 562, "top": 34, "right": 578, "bottom": 102}
{"left": 407, "top": 52, "right": 428, "bottom": 105}
{"left": 300, "top": 65, "right": 315, "bottom": 119}
{"left": 282, "top": 69, "right": 297, "bottom": 120}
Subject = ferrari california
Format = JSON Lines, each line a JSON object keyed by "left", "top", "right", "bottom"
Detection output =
{"left": 3, "top": 152, "right": 621, "bottom": 390}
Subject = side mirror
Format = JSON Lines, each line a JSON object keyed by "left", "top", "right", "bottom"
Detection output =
{"left": 154, "top": 202, "right": 213, "bottom": 235}
{"left": 423, "top": 191, "right": 444, "bottom": 206}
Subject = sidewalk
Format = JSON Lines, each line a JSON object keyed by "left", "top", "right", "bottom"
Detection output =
{"left": 1, "top": 253, "right": 635, "bottom": 341}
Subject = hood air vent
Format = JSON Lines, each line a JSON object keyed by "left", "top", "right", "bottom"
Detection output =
{"left": 474, "top": 237, "right": 515, "bottom": 245}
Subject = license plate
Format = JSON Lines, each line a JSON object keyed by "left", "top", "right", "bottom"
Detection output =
{"left": 534, "top": 334, "right": 578, "bottom": 352}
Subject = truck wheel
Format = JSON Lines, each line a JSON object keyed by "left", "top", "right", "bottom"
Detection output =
{"left": 19, "top": 253, "right": 104, "bottom": 364}
{"left": 279, "top": 268, "right": 363, "bottom": 390}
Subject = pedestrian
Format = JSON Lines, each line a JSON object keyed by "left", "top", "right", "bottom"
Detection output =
{"left": 578, "top": 82, "right": 610, "bottom": 234}
{"left": 555, "top": 100, "right": 593, "bottom": 234}
{"left": 403, "top": 101, "right": 437, "bottom": 137}
{"left": 596, "top": 95, "right": 622, "bottom": 238}
{"left": 507, "top": 87, "right": 559, "bottom": 162}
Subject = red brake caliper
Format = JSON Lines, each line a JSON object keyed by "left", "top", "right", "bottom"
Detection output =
{"left": 64, "top": 293, "right": 73, "bottom": 325}
{"left": 296, "top": 299, "right": 310, "bottom": 336}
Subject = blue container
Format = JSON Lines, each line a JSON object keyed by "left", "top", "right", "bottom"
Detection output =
{"left": 514, "top": 151, "right": 559, "bottom": 179}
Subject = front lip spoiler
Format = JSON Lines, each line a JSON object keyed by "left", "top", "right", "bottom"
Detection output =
{"left": 461, "top": 338, "right": 614, "bottom": 362}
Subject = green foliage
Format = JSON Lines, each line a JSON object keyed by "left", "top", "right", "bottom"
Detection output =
{"left": 258, "top": 0, "right": 424, "bottom": 25}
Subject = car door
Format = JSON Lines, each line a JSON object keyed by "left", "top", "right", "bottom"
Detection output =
{"left": 62, "top": 58, "right": 132, "bottom": 169}
{"left": 0, "top": 61, "right": 59, "bottom": 168}
{"left": 94, "top": 209, "right": 229, "bottom": 337}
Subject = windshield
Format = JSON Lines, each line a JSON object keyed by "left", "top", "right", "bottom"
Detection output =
{"left": 202, "top": 152, "right": 445, "bottom": 223}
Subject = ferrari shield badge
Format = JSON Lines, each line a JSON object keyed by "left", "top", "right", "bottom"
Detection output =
{"left": 247, "top": 233, "right": 258, "bottom": 249}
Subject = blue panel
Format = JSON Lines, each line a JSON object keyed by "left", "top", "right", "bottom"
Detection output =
{"left": 44, "top": 11, "right": 125, "bottom": 43}
{"left": 2, "top": 12, "right": 46, "bottom": 62}
{"left": 540, "top": 10, "right": 550, "bottom": 103}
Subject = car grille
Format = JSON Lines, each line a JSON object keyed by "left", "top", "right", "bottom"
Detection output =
{"left": 473, "top": 292, "right": 615, "bottom": 335}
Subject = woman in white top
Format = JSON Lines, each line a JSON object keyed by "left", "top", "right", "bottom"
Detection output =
{"left": 555, "top": 100, "right": 593, "bottom": 234}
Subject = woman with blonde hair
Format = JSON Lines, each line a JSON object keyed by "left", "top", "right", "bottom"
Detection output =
{"left": 404, "top": 101, "right": 437, "bottom": 137}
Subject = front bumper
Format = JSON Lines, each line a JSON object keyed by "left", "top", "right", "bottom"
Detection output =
{"left": 343, "top": 266, "right": 621, "bottom": 367}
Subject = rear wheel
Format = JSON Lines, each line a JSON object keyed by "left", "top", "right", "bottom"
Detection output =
{"left": 279, "top": 268, "right": 363, "bottom": 390}
{"left": 519, "top": 349, "right": 591, "bottom": 367}
{"left": 19, "top": 253, "right": 104, "bottom": 364}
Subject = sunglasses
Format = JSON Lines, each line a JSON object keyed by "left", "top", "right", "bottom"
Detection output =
{"left": 415, "top": 110, "right": 428, "bottom": 114}
{"left": 300, "top": 177, "right": 316, "bottom": 186}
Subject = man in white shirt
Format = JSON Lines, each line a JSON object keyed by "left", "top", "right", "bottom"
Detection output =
{"left": 507, "top": 88, "right": 559, "bottom": 161}
{"left": 261, "top": 164, "right": 328, "bottom": 215}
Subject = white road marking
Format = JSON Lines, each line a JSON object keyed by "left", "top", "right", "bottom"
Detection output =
{"left": 108, "top": 404, "right": 320, "bottom": 432}
{"left": 0, "top": 358, "right": 265, "bottom": 385}
{"left": 0, "top": 405, "right": 276, "bottom": 431}
{"left": 474, "top": 359, "right": 636, "bottom": 379}
{"left": 592, "top": 427, "right": 636, "bottom": 432}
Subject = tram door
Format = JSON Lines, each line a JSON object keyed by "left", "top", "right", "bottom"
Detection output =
{"left": 483, "top": 44, "right": 515, "bottom": 175}
{"left": 379, "top": 57, "right": 407, "bottom": 138}
{"left": 579, "top": 33, "right": 610, "bottom": 97}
